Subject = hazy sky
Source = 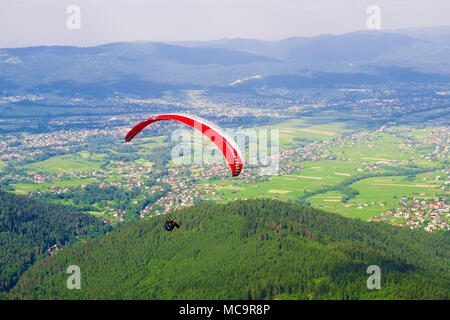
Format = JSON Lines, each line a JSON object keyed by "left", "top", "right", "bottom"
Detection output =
{"left": 0, "top": 0, "right": 449, "bottom": 48}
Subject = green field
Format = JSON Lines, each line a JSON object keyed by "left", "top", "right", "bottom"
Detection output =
{"left": 262, "top": 118, "right": 352, "bottom": 147}
{"left": 308, "top": 174, "right": 441, "bottom": 219}
{"left": 24, "top": 155, "right": 103, "bottom": 173}
{"left": 13, "top": 178, "right": 98, "bottom": 194}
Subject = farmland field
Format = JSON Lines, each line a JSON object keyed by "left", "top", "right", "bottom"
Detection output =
{"left": 24, "top": 155, "right": 103, "bottom": 173}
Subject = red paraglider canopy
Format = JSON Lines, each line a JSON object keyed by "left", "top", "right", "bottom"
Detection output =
{"left": 125, "top": 114, "right": 243, "bottom": 176}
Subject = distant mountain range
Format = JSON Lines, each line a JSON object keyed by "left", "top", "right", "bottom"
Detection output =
{"left": 1, "top": 26, "right": 449, "bottom": 98}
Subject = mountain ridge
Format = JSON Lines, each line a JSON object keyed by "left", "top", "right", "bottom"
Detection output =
{"left": 1, "top": 26, "right": 449, "bottom": 98}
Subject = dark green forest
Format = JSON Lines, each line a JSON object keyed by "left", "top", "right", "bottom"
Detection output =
{"left": 7, "top": 199, "right": 449, "bottom": 300}
{"left": 0, "top": 190, "right": 111, "bottom": 293}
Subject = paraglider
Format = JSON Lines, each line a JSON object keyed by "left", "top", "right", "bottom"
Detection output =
{"left": 125, "top": 114, "right": 243, "bottom": 177}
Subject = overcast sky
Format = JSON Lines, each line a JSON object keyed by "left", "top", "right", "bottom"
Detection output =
{"left": 0, "top": 0, "right": 449, "bottom": 48}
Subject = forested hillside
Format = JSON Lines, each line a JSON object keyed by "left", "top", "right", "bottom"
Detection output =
{"left": 0, "top": 190, "right": 111, "bottom": 293}
{"left": 8, "top": 199, "right": 449, "bottom": 300}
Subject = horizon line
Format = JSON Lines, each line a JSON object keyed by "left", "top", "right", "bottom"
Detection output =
{"left": 1, "top": 24, "right": 449, "bottom": 50}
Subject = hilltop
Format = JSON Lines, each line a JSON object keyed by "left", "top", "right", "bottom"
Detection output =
{"left": 8, "top": 199, "right": 449, "bottom": 300}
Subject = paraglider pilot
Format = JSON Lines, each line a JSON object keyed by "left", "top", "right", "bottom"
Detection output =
{"left": 165, "top": 217, "right": 180, "bottom": 231}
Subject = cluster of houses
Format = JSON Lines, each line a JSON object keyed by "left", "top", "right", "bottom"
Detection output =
{"left": 422, "top": 127, "right": 449, "bottom": 161}
{"left": 0, "top": 125, "right": 128, "bottom": 164}
{"left": 369, "top": 195, "right": 449, "bottom": 232}
{"left": 47, "top": 244, "right": 60, "bottom": 256}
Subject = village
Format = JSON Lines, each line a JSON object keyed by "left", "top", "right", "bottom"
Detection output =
{"left": 369, "top": 195, "right": 449, "bottom": 232}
